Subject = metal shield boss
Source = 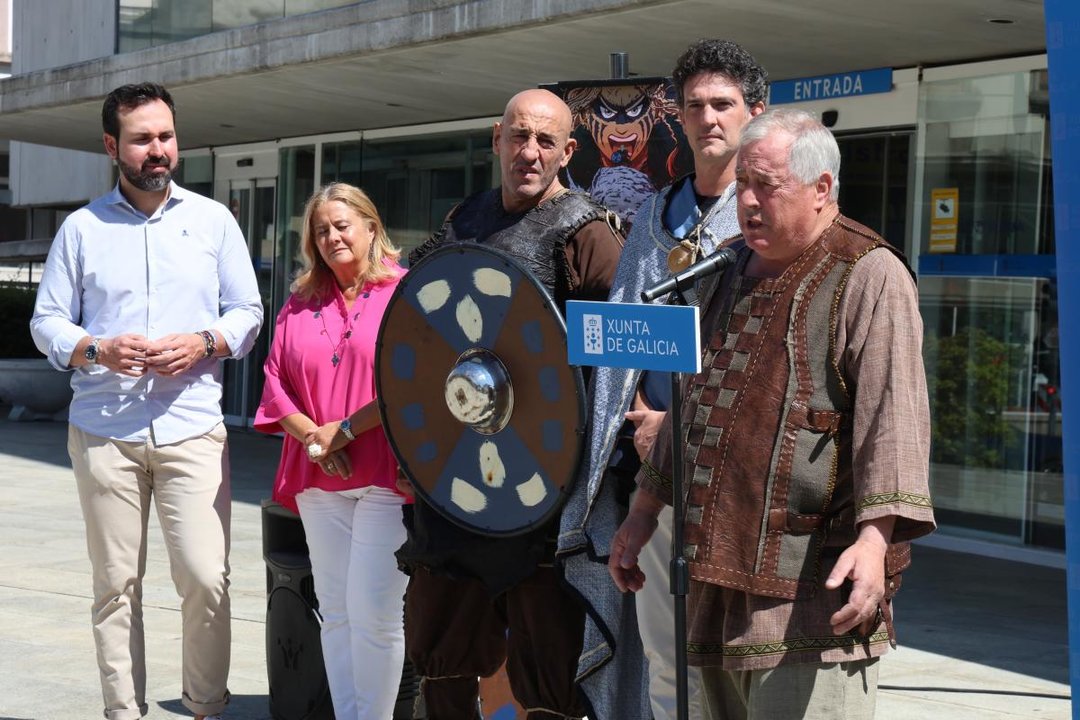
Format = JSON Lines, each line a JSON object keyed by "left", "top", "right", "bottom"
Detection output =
{"left": 375, "top": 243, "right": 586, "bottom": 536}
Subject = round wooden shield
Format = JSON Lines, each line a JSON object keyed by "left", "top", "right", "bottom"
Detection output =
{"left": 375, "top": 243, "right": 587, "bottom": 536}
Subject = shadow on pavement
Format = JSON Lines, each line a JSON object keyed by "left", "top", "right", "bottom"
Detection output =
{"left": 158, "top": 694, "right": 272, "bottom": 719}
{"left": 896, "top": 545, "right": 1068, "bottom": 686}
{"left": 0, "top": 410, "right": 283, "bottom": 508}
{"left": 0, "top": 408, "right": 73, "bottom": 470}
{"left": 877, "top": 684, "right": 1069, "bottom": 700}
{"left": 224, "top": 427, "right": 285, "bottom": 506}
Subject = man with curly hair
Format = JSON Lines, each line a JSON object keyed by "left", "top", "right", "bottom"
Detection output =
{"left": 558, "top": 39, "right": 768, "bottom": 719}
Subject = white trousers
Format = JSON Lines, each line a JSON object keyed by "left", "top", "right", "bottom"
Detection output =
{"left": 637, "top": 503, "right": 706, "bottom": 720}
{"left": 296, "top": 486, "right": 408, "bottom": 720}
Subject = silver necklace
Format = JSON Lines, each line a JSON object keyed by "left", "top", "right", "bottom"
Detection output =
{"left": 314, "top": 288, "right": 371, "bottom": 366}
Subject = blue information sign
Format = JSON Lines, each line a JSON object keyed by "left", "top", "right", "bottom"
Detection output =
{"left": 566, "top": 300, "right": 701, "bottom": 374}
{"left": 770, "top": 67, "right": 893, "bottom": 104}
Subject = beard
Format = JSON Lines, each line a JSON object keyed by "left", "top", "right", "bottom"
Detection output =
{"left": 117, "top": 155, "right": 175, "bottom": 192}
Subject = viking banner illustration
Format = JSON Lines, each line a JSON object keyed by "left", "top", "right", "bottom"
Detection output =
{"left": 546, "top": 78, "right": 693, "bottom": 226}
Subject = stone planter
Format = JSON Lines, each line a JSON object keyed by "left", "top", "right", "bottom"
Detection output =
{"left": 0, "top": 358, "right": 73, "bottom": 421}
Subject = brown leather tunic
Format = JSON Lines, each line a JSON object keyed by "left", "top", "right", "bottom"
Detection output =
{"left": 639, "top": 215, "right": 928, "bottom": 599}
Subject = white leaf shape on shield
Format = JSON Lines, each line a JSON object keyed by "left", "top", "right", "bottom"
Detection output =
{"left": 479, "top": 441, "right": 506, "bottom": 488}
{"left": 516, "top": 473, "right": 548, "bottom": 507}
{"left": 451, "top": 478, "right": 487, "bottom": 514}
{"left": 473, "top": 268, "right": 512, "bottom": 297}
{"left": 456, "top": 294, "right": 483, "bottom": 343}
{"left": 417, "top": 280, "right": 451, "bottom": 313}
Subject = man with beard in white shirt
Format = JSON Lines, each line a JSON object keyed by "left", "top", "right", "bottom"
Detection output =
{"left": 31, "top": 82, "right": 262, "bottom": 720}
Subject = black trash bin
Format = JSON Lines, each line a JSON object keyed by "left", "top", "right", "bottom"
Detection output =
{"left": 263, "top": 500, "right": 333, "bottom": 720}
{"left": 262, "top": 500, "right": 419, "bottom": 720}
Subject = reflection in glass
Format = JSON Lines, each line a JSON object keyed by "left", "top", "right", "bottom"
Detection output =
{"left": 322, "top": 141, "right": 362, "bottom": 188}
{"left": 354, "top": 133, "right": 494, "bottom": 257}
{"left": 919, "top": 70, "right": 1054, "bottom": 256}
{"left": 246, "top": 184, "right": 277, "bottom": 417}
{"left": 176, "top": 155, "right": 213, "bottom": 198}
{"left": 920, "top": 276, "right": 1062, "bottom": 548}
{"left": 222, "top": 186, "right": 250, "bottom": 422}
{"left": 277, "top": 146, "right": 316, "bottom": 318}
{"left": 222, "top": 182, "right": 278, "bottom": 424}
{"left": 117, "top": 0, "right": 212, "bottom": 51}
{"left": 212, "top": 0, "right": 283, "bottom": 31}
{"left": 117, "top": 0, "right": 360, "bottom": 52}
{"left": 916, "top": 67, "right": 1063, "bottom": 551}
{"left": 837, "top": 133, "right": 912, "bottom": 254}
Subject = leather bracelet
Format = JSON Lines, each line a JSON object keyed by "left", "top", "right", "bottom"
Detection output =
{"left": 198, "top": 330, "right": 217, "bottom": 358}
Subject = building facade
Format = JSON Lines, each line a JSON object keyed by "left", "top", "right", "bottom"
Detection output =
{"left": 0, "top": 0, "right": 1063, "bottom": 559}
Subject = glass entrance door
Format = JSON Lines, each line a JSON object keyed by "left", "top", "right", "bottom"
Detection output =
{"left": 835, "top": 131, "right": 914, "bottom": 252}
{"left": 222, "top": 178, "right": 276, "bottom": 425}
{"left": 913, "top": 65, "right": 1062, "bottom": 550}
{"left": 920, "top": 275, "right": 1063, "bottom": 549}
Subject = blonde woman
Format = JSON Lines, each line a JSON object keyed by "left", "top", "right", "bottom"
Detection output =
{"left": 255, "top": 183, "right": 410, "bottom": 719}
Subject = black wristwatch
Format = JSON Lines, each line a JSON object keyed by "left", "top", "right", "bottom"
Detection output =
{"left": 84, "top": 337, "right": 101, "bottom": 364}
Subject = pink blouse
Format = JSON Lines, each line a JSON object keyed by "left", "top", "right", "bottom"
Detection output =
{"left": 254, "top": 267, "right": 409, "bottom": 512}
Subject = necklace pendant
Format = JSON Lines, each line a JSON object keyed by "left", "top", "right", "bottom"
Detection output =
{"left": 332, "top": 353, "right": 340, "bottom": 367}
{"left": 667, "top": 244, "right": 696, "bottom": 273}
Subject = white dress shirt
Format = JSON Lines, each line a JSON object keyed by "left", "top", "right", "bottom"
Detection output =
{"left": 31, "top": 181, "right": 263, "bottom": 444}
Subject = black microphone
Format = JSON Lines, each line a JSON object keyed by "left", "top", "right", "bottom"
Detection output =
{"left": 640, "top": 247, "right": 738, "bottom": 303}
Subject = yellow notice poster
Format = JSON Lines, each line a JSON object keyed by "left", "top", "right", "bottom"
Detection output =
{"left": 929, "top": 187, "right": 959, "bottom": 253}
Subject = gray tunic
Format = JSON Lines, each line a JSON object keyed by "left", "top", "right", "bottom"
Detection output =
{"left": 556, "top": 176, "right": 740, "bottom": 719}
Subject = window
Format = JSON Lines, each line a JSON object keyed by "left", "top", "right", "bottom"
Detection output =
{"left": 918, "top": 69, "right": 1053, "bottom": 256}
{"left": 916, "top": 64, "right": 1063, "bottom": 549}
{"left": 117, "top": 1, "right": 361, "bottom": 52}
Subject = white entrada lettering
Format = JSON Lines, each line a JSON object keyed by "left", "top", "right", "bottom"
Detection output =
{"left": 791, "top": 73, "right": 866, "bottom": 102}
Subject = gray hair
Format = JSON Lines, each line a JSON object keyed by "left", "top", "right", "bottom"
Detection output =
{"left": 738, "top": 108, "right": 840, "bottom": 201}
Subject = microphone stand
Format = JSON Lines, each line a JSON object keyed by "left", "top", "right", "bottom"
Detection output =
{"left": 669, "top": 352, "right": 691, "bottom": 720}
{"left": 641, "top": 277, "right": 698, "bottom": 720}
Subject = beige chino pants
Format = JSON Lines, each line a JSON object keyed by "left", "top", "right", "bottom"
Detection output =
{"left": 68, "top": 423, "right": 232, "bottom": 720}
{"left": 701, "top": 658, "right": 879, "bottom": 720}
{"left": 637, "top": 503, "right": 706, "bottom": 720}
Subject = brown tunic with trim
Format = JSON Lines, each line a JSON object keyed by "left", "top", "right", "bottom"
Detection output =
{"left": 637, "top": 215, "right": 935, "bottom": 670}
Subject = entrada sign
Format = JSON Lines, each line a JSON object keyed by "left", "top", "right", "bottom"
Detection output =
{"left": 770, "top": 67, "right": 893, "bottom": 104}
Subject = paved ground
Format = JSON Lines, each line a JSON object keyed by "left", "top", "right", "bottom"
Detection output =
{"left": 0, "top": 417, "right": 1071, "bottom": 719}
